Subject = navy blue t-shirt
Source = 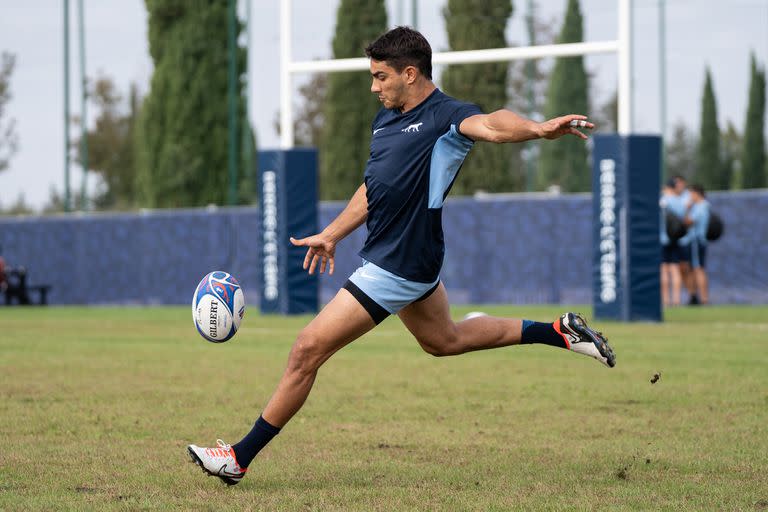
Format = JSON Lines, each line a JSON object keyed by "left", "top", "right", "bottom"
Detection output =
{"left": 359, "top": 89, "right": 482, "bottom": 283}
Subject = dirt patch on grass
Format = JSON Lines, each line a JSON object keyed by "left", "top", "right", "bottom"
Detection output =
{"left": 612, "top": 399, "right": 643, "bottom": 406}
{"left": 375, "top": 442, "right": 404, "bottom": 450}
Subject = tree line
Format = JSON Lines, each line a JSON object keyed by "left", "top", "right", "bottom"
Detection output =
{"left": 665, "top": 55, "right": 765, "bottom": 190}
{"left": 0, "top": 0, "right": 766, "bottom": 213}
{"left": 2, "top": 0, "right": 255, "bottom": 213}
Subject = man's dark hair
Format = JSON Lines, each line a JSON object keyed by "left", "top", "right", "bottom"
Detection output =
{"left": 691, "top": 184, "right": 706, "bottom": 197}
{"left": 365, "top": 26, "right": 432, "bottom": 79}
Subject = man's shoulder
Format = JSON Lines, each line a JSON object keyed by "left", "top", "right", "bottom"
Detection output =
{"left": 692, "top": 201, "right": 710, "bottom": 216}
{"left": 432, "top": 90, "right": 479, "bottom": 110}
{"left": 428, "top": 90, "right": 483, "bottom": 132}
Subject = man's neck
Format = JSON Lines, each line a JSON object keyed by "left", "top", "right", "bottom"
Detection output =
{"left": 400, "top": 81, "right": 436, "bottom": 113}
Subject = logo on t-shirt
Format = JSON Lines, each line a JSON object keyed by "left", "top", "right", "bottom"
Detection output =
{"left": 373, "top": 128, "right": 385, "bottom": 135}
{"left": 401, "top": 122, "right": 423, "bottom": 133}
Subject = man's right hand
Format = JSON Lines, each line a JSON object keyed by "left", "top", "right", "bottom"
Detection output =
{"left": 290, "top": 234, "right": 337, "bottom": 275}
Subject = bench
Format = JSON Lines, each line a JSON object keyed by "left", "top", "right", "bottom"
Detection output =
{"left": 27, "top": 285, "right": 52, "bottom": 305}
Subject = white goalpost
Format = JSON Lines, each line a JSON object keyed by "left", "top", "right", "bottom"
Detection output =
{"left": 279, "top": 0, "right": 633, "bottom": 149}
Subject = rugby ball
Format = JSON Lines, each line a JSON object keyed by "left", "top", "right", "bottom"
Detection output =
{"left": 192, "top": 271, "right": 245, "bottom": 343}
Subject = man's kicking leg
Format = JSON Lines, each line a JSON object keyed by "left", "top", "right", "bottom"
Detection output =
{"left": 187, "top": 288, "right": 376, "bottom": 485}
{"left": 398, "top": 283, "right": 615, "bottom": 366}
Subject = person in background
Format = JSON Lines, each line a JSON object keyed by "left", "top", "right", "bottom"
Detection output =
{"left": 681, "top": 184, "right": 711, "bottom": 305}
{"left": 659, "top": 181, "right": 682, "bottom": 306}
{"left": 667, "top": 176, "right": 690, "bottom": 305}
{"left": 670, "top": 176, "right": 698, "bottom": 304}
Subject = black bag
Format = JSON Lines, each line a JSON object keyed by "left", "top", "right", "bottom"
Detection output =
{"left": 665, "top": 211, "right": 687, "bottom": 242}
{"left": 706, "top": 211, "right": 724, "bottom": 241}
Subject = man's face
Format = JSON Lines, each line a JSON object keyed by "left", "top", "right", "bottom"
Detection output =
{"left": 370, "top": 60, "right": 408, "bottom": 110}
{"left": 674, "top": 179, "right": 687, "bottom": 195}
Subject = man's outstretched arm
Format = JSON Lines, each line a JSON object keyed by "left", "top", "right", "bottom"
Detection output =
{"left": 459, "top": 110, "right": 594, "bottom": 144}
{"left": 290, "top": 183, "right": 368, "bottom": 275}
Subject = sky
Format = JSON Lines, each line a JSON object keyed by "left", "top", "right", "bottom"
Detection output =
{"left": 0, "top": 0, "right": 766, "bottom": 209}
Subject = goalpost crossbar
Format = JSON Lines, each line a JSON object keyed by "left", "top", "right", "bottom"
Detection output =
{"left": 279, "top": 0, "right": 632, "bottom": 148}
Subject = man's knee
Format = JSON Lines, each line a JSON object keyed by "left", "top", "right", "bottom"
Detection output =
{"left": 416, "top": 330, "right": 460, "bottom": 357}
{"left": 286, "top": 330, "right": 328, "bottom": 374}
{"left": 420, "top": 343, "right": 456, "bottom": 357}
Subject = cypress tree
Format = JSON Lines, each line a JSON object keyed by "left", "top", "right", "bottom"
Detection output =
{"left": 320, "top": 0, "right": 387, "bottom": 200}
{"left": 135, "top": 0, "right": 252, "bottom": 207}
{"left": 441, "top": 0, "right": 520, "bottom": 194}
{"left": 76, "top": 78, "right": 139, "bottom": 210}
{"left": 695, "top": 68, "right": 722, "bottom": 189}
{"left": 665, "top": 122, "right": 696, "bottom": 180}
{"left": 741, "top": 53, "right": 766, "bottom": 189}
{"left": 538, "top": 0, "right": 590, "bottom": 192}
{"left": 720, "top": 121, "right": 744, "bottom": 190}
{"left": 721, "top": 121, "right": 741, "bottom": 189}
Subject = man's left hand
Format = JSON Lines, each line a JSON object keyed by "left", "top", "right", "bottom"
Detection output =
{"left": 539, "top": 114, "right": 594, "bottom": 140}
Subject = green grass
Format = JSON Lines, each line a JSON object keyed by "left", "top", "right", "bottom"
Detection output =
{"left": 1, "top": 304, "right": 767, "bottom": 511}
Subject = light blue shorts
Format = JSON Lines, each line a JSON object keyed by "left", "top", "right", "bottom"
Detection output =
{"left": 343, "top": 260, "right": 440, "bottom": 324}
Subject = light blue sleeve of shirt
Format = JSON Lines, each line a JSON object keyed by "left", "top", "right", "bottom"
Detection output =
{"left": 679, "top": 201, "right": 710, "bottom": 246}
{"left": 689, "top": 201, "right": 710, "bottom": 245}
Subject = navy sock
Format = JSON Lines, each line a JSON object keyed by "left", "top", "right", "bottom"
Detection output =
{"left": 232, "top": 415, "right": 281, "bottom": 468}
{"left": 520, "top": 320, "right": 568, "bottom": 349}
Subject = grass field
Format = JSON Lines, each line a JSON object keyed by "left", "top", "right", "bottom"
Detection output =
{"left": 1, "top": 304, "right": 767, "bottom": 511}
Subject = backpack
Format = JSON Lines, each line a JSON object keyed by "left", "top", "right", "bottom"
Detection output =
{"left": 706, "top": 211, "right": 724, "bottom": 241}
{"left": 665, "top": 211, "right": 687, "bottom": 242}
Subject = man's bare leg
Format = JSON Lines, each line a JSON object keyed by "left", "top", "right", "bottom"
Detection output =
{"left": 225, "top": 289, "right": 375, "bottom": 470}
{"left": 398, "top": 283, "right": 615, "bottom": 366}
{"left": 680, "top": 261, "right": 697, "bottom": 303}
{"left": 261, "top": 288, "right": 376, "bottom": 427}
{"left": 670, "top": 263, "right": 682, "bottom": 306}
{"left": 661, "top": 263, "right": 670, "bottom": 306}
{"left": 398, "top": 283, "right": 522, "bottom": 355}
{"left": 187, "top": 288, "right": 376, "bottom": 483}
{"left": 694, "top": 268, "right": 709, "bottom": 305}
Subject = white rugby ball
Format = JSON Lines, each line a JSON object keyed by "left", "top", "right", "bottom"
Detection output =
{"left": 192, "top": 271, "right": 245, "bottom": 343}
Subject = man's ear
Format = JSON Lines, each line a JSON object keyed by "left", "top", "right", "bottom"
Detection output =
{"left": 404, "top": 65, "right": 419, "bottom": 84}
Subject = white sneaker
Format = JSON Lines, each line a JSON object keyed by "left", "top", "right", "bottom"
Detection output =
{"left": 187, "top": 439, "right": 247, "bottom": 485}
{"left": 556, "top": 312, "right": 616, "bottom": 368}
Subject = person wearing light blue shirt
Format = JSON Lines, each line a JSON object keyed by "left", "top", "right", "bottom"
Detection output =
{"left": 663, "top": 176, "right": 691, "bottom": 305}
{"left": 665, "top": 182, "right": 688, "bottom": 220}
{"left": 681, "top": 184, "right": 711, "bottom": 305}
{"left": 669, "top": 175, "right": 702, "bottom": 304}
{"left": 659, "top": 182, "right": 683, "bottom": 306}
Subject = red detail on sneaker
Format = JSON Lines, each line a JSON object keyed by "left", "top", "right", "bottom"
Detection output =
{"left": 228, "top": 447, "right": 247, "bottom": 474}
